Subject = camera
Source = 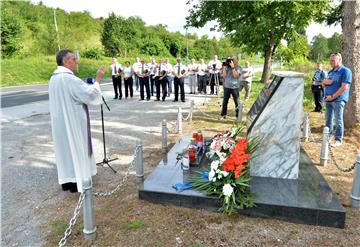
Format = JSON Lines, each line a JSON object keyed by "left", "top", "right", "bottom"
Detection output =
{"left": 222, "top": 58, "right": 233, "bottom": 67}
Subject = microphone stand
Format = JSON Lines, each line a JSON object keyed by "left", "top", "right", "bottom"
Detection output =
{"left": 96, "top": 96, "right": 117, "bottom": 173}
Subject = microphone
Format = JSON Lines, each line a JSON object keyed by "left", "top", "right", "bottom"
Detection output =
{"left": 86, "top": 77, "right": 95, "bottom": 84}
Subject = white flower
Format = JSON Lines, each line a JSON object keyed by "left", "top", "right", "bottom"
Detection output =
{"left": 222, "top": 184, "right": 234, "bottom": 197}
{"left": 208, "top": 169, "right": 216, "bottom": 181}
{"left": 221, "top": 171, "right": 229, "bottom": 177}
{"left": 210, "top": 160, "right": 219, "bottom": 170}
{"left": 212, "top": 177, "right": 217, "bottom": 182}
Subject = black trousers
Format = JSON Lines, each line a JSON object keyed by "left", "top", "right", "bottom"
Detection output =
{"left": 174, "top": 77, "right": 185, "bottom": 101}
{"left": 150, "top": 76, "right": 155, "bottom": 96}
{"left": 311, "top": 85, "right": 324, "bottom": 112}
{"left": 139, "top": 76, "right": 150, "bottom": 100}
{"left": 112, "top": 75, "right": 122, "bottom": 98}
{"left": 221, "top": 87, "right": 239, "bottom": 117}
{"left": 198, "top": 75, "right": 207, "bottom": 93}
{"left": 155, "top": 76, "right": 168, "bottom": 100}
{"left": 209, "top": 73, "right": 220, "bottom": 94}
{"left": 124, "top": 77, "right": 133, "bottom": 98}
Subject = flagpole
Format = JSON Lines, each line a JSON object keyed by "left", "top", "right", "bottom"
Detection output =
{"left": 54, "top": 9, "right": 60, "bottom": 51}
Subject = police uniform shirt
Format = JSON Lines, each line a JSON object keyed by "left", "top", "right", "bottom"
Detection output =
{"left": 173, "top": 63, "right": 187, "bottom": 77}
{"left": 111, "top": 63, "right": 122, "bottom": 76}
{"left": 187, "top": 63, "right": 198, "bottom": 76}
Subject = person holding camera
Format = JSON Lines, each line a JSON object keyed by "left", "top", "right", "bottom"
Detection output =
{"left": 220, "top": 55, "right": 242, "bottom": 119}
{"left": 173, "top": 58, "right": 187, "bottom": 102}
{"left": 49, "top": 49, "right": 106, "bottom": 193}
{"left": 110, "top": 57, "right": 123, "bottom": 100}
{"left": 137, "top": 59, "right": 151, "bottom": 101}
{"left": 311, "top": 62, "right": 326, "bottom": 113}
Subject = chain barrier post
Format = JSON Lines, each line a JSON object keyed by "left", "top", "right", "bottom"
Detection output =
{"left": 351, "top": 154, "right": 360, "bottom": 208}
{"left": 190, "top": 100, "right": 194, "bottom": 122}
{"left": 161, "top": 120, "right": 168, "bottom": 164}
{"left": 303, "top": 112, "right": 309, "bottom": 142}
{"left": 82, "top": 178, "right": 96, "bottom": 241}
{"left": 320, "top": 126, "right": 329, "bottom": 166}
{"left": 135, "top": 140, "right": 144, "bottom": 180}
{"left": 236, "top": 101, "right": 243, "bottom": 124}
{"left": 177, "top": 107, "right": 182, "bottom": 134}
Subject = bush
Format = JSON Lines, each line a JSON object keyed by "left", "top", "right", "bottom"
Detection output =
{"left": 81, "top": 47, "right": 102, "bottom": 59}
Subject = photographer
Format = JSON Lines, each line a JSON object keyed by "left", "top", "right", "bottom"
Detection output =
{"left": 220, "top": 55, "right": 242, "bottom": 119}
{"left": 311, "top": 62, "right": 326, "bottom": 113}
{"left": 49, "top": 49, "right": 106, "bottom": 193}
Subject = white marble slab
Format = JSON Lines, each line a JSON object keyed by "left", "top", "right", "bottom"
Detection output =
{"left": 248, "top": 73, "right": 304, "bottom": 179}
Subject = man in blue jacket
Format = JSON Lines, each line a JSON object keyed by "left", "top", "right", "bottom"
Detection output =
{"left": 322, "top": 53, "right": 352, "bottom": 147}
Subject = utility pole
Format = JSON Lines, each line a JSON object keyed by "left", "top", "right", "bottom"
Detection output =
{"left": 186, "top": 28, "right": 189, "bottom": 63}
{"left": 53, "top": 9, "right": 61, "bottom": 51}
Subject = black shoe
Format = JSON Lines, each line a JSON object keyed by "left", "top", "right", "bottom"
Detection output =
{"left": 181, "top": 100, "right": 185, "bottom": 102}
{"left": 62, "top": 182, "right": 77, "bottom": 192}
{"left": 113, "top": 96, "right": 118, "bottom": 99}
{"left": 155, "top": 99, "right": 160, "bottom": 101}
{"left": 146, "top": 98, "right": 150, "bottom": 101}
{"left": 69, "top": 183, "right": 78, "bottom": 193}
{"left": 139, "top": 99, "right": 144, "bottom": 101}
{"left": 119, "top": 97, "right": 122, "bottom": 100}
{"left": 173, "top": 100, "right": 178, "bottom": 102}
{"left": 162, "top": 99, "right": 165, "bottom": 101}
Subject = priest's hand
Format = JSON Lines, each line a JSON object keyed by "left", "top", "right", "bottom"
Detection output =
{"left": 96, "top": 65, "right": 106, "bottom": 83}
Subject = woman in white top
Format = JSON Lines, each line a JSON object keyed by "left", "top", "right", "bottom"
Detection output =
{"left": 122, "top": 61, "right": 135, "bottom": 98}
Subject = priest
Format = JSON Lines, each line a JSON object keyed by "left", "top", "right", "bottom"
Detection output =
{"left": 49, "top": 49, "right": 106, "bottom": 193}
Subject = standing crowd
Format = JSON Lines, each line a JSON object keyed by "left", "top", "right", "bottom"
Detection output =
{"left": 109, "top": 55, "right": 253, "bottom": 104}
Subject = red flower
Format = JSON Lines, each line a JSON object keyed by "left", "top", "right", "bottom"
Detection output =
{"left": 222, "top": 138, "right": 251, "bottom": 178}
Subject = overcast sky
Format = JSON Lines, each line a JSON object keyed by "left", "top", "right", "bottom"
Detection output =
{"left": 31, "top": 0, "right": 342, "bottom": 43}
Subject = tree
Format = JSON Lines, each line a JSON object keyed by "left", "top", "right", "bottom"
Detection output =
{"left": 186, "top": 0, "right": 329, "bottom": 83}
{"left": 1, "top": 9, "right": 23, "bottom": 58}
{"left": 327, "top": 32, "right": 342, "bottom": 53}
{"left": 342, "top": 1, "right": 360, "bottom": 128}
{"left": 309, "top": 34, "right": 330, "bottom": 61}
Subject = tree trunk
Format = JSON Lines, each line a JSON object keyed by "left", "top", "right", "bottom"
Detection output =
{"left": 261, "top": 43, "right": 274, "bottom": 83}
{"left": 343, "top": 0, "right": 360, "bottom": 128}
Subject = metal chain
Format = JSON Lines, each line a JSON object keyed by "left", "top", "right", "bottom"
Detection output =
{"left": 327, "top": 137, "right": 356, "bottom": 172}
{"left": 166, "top": 121, "right": 178, "bottom": 134}
{"left": 182, "top": 111, "right": 191, "bottom": 121}
{"left": 93, "top": 149, "right": 136, "bottom": 197}
{"left": 58, "top": 192, "right": 86, "bottom": 247}
{"left": 193, "top": 105, "right": 220, "bottom": 120}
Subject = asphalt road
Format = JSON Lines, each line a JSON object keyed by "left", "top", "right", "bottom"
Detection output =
{"left": 0, "top": 62, "right": 279, "bottom": 108}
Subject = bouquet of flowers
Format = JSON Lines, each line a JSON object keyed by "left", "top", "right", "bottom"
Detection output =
{"left": 189, "top": 127, "right": 260, "bottom": 215}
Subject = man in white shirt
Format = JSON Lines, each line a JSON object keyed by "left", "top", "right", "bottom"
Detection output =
{"left": 207, "top": 55, "right": 222, "bottom": 94}
{"left": 154, "top": 59, "right": 167, "bottom": 101}
{"left": 132, "top": 57, "right": 141, "bottom": 91}
{"left": 109, "top": 57, "right": 123, "bottom": 100}
{"left": 197, "top": 58, "right": 208, "bottom": 94}
{"left": 239, "top": 61, "right": 254, "bottom": 100}
{"left": 137, "top": 59, "right": 151, "bottom": 101}
{"left": 173, "top": 58, "right": 187, "bottom": 102}
{"left": 49, "top": 49, "right": 106, "bottom": 193}
{"left": 165, "top": 59, "right": 173, "bottom": 97}
{"left": 187, "top": 58, "right": 198, "bottom": 94}
{"left": 148, "top": 57, "right": 156, "bottom": 96}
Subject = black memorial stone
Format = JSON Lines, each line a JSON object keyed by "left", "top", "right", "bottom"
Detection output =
{"left": 139, "top": 137, "right": 345, "bottom": 228}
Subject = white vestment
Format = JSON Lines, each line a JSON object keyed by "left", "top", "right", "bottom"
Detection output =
{"left": 49, "top": 66, "right": 102, "bottom": 192}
